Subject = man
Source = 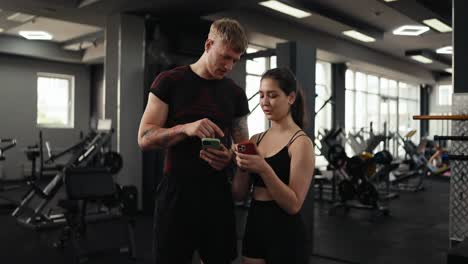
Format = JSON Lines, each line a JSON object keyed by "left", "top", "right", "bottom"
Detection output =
{"left": 138, "top": 18, "right": 250, "bottom": 264}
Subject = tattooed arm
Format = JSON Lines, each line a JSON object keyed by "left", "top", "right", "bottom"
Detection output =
{"left": 138, "top": 94, "right": 185, "bottom": 150}
{"left": 138, "top": 94, "right": 225, "bottom": 150}
{"left": 231, "top": 115, "right": 249, "bottom": 144}
{"left": 230, "top": 115, "right": 252, "bottom": 201}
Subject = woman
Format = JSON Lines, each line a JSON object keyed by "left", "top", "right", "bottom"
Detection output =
{"left": 232, "top": 67, "right": 315, "bottom": 264}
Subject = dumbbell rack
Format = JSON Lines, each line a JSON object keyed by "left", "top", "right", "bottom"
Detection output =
{"left": 414, "top": 93, "right": 468, "bottom": 247}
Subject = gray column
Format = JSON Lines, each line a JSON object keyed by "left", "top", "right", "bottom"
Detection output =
{"left": 276, "top": 42, "right": 316, "bottom": 137}
{"left": 227, "top": 59, "right": 246, "bottom": 89}
{"left": 420, "top": 84, "right": 431, "bottom": 137}
{"left": 453, "top": 0, "right": 468, "bottom": 93}
{"left": 332, "top": 63, "right": 346, "bottom": 129}
{"left": 104, "top": 14, "right": 145, "bottom": 206}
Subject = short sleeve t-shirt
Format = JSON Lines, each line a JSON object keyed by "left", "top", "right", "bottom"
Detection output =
{"left": 150, "top": 65, "right": 249, "bottom": 185}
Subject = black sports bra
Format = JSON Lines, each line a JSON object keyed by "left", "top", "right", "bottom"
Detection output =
{"left": 251, "top": 129, "right": 308, "bottom": 188}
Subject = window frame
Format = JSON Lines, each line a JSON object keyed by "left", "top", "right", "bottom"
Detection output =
{"left": 36, "top": 72, "right": 75, "bottom": 129}
{"left": 345, "top": 69, "right": 421, "bottom": 157}
{"left": 245, "top": 46, "right": 275, "bottom": 138}
{"left": 438, "top": 84, "right": 453, "bottom": 106}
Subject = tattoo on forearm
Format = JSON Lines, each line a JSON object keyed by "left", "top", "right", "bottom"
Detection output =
{"left": 143, "top": 125, "right": 184, "bottom": 148}
{"left": 143, "top": 128, "right": 156, "bottom": 139}
{"left": 232, "top": 116, "right": 249, "bottom": 142}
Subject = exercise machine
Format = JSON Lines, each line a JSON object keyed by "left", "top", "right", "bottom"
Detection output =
{"left": 328, "top": 150, "right": 393, "bottom": 217}
{"left": 347, "top": 122, "right": 391, "bottom": 155}
{"left": 392, "top": 131, "right": 427, "bottom": 192}
{"left": 12, "top": 125, "right": 122, "bottom": 230}
{"left": 12, "top": 121, "right": 135, "bottom": 263}
{"left": 0, "top": 138, "right": 19, "bottom": 212}
{"left": 53, "top": 168, "right": 137, "bottom": 263}
{"left": 314, "top": 128, "right": 347, "bottom": 202}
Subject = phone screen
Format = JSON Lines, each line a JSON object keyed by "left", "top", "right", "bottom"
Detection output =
{"left": 201, "top": 138, "right": 221, "bottom": 149}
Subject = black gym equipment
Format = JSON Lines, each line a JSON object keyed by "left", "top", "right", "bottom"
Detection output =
{"left": 329, "top": 152, "right": 392, "bottom": 217}
{"left": 346, "top": 122, "right": 390, "bottom": 155}
{"left": 0, "top": 138, "right": 16, "bottom": 160}
{"left": 53, "top": 168, "right": 137, "bottom": 263}
{"left": 367, "top": 150, "right": 400, "bottom": 200}
{"left": 1, "top": 133, "right": 61, "bottom": 214}
{"left": 313, "top": 128, "right": 348, "bottom": 202}
{"left": 11, "top": 124, "right": 137, "bottom": 263}
{"left": 392, "top": 132, "right": 427, "bottom": 192}
{"left": 315, "top": 125, "right": 399, "bottom": 210}
{"left": 12, "top": 128, "right": 124, "bottom": 229}
{"left": 0, "top": 138, "right": 19, "bottom": 212}
{"left": 0, "top": 139, "right": 17, "bottom": 183}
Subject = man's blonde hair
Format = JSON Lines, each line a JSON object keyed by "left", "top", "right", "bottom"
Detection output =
{"left": 208, "top": 18, "right": 248, "bottom": 53}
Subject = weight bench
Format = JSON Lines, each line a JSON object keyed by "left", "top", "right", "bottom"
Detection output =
{"left": 55, "top": 167, "right": 137, "bottom": 264}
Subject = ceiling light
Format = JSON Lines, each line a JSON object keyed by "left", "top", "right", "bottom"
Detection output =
{"left": 393, "top": 25, "right": 430, "bottom": 36}
{"left": 436, "top": 46, "right": 452, "bottom": 54}
{"left": 7, "top": 12, "right": 35, "bottom": 23}
{"left": 445, "top": 68, "right": 452, "bottom": 74}
{"left": 405, "top": 49, "right": 451, "bottom": 66}
{"left": 342, "top": 30, "right": 376, "bottom": 42}
{"left": 63, "top": 41, "right": 95, "bottom": 51}
{"left": 19, "top": 31, "right": 53, "bottom": 40}
{"left": 410, "top": 55, "right": 432, "bottom": 64}
{"left": 0, "top": 28, "right": 3, "bottom": 33}
{"left": 259, "top": 0, "right": 311, "bottom": 18}
{"left": 383, "top": 0, "right": 398, "bottom": 2}
{"left": 423, "top": 18, "right": 452, "bottom": 33}
{"left": 77, "top": 0, "right": 102, "bottom": 8}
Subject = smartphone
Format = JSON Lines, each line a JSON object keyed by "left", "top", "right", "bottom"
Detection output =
{"left": 201, "top": 138, "right": 221, "bottom": 150}
{"left": 237, "top": 141, "right": 257, "bottom": 155}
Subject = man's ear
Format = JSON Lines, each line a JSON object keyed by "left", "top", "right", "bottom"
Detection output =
{"left": 205, "top": 38, "right": 214, "bottom": 52}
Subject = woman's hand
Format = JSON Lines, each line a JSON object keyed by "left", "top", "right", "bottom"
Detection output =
{"left": 233, "top": 144, "right": 270, "bottom": 174}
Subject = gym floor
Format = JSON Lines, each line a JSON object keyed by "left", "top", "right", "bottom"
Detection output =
{"left": 0, "top": 177, "right": 449, "bottom": 264}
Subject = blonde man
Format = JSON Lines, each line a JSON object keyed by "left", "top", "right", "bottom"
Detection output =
{"left": 138, "top": 18, "right": 250, "bottom": 264}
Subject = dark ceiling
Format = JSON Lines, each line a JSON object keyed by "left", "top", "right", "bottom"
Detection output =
{"left": 0, "top": 0, "right": 454, "bottom": 78}
{"left": 415, "top": 0, "right": 452, "bottom": 22}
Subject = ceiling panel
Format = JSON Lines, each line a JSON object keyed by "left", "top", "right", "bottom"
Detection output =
{"left": 5, "top": 16, "right": 101, "bottom": 42}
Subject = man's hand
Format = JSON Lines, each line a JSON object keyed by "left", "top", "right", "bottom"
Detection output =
{"left": 184, "top": 118, "right": 225, "bottom": 139}
{"left": 200, "top": 144, "right": 233, "bottom": 171}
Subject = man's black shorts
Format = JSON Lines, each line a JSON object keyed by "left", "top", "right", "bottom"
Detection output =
{"left": 153, "top": 176, "right": 237, "bottom": 264}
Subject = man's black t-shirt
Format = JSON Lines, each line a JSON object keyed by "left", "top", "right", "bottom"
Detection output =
{"left": 150, "top": 65, "right": 250, "bottom": 189}
{"left": 150, "top": 65, "right": 249, "bottom": 262}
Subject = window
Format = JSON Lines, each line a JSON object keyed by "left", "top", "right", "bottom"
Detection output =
{"left": 367, "top": 75, "right": 379, "bottom": 94}
{"left": 345, "top": 69, "right": 420, "bottom": 157}
{"left": 429, "top": 84, "right": 452, "bottom": 139}
{"left": 388, "top": 80, "right": 398, "bottom": 97}
{"left": 356, "top": 72, "right": 366, "bottom": 91}
{"left": 245, "top": 46, "right": 274, "bottom": 138}
{"left": 438, "top": 85, "right": 453, "bottom": 106}
{"left": 314, "top": 61, "right": 332, "bottom": 168}
{"left": 398, "top": 82, "right": 420, "bottom": 143}
{"left": 37, "top": 73, "right": 74, "bottom": 128}
{"left": 315, "top": 61, "right": 332, "bottom": 136}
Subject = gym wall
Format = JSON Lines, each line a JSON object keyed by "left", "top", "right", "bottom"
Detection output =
{"left": 0, "top": 53, "right": 91, "bottom": 180}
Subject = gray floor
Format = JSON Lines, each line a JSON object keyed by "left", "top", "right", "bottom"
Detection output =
{"left": 0, "top": 177, "right": 450, "bottom": 264}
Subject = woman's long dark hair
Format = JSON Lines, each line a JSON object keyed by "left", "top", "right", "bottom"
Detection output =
{"left": 261, "top": 67, "right": 306, "bottom": 128}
